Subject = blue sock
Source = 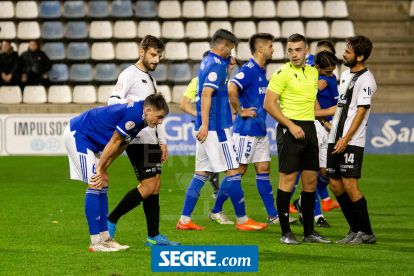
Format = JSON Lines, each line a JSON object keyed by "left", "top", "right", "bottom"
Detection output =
{"left": 99, "top": 187, "right": 109, "bottom": 233}
{"left": 227, "top": 174, "right": 246, "bottom": 217}
{"left": 211, "top": 176, "right": 230, "bottom": 213}
{"left": 290, "top": 173, "right": 301, "bottom": 198}
{"left": 85, "top": 188, "right": 101, "bottom": 235}
{"left": 181, "top": 174, "right": 208, "bottom": 216}
{"left": 256, "top": 174, "right": 278, "bottom": 217}
{"left": 314, "top": 189, "right": 323, "bottom": 217}
{"left": 317, "top": 172, "right": 330, "bottom": 200}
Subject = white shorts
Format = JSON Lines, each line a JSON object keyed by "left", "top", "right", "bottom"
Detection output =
{"left": 63, "top": 125, "right": 101, "bottom": 184}
{"left": 315, "top": 121, "right": 329, "bottom": 168}
{"left": 232, "top": 133, "right": 272, "bottom": 165}
{"left": 195, "top": 128, "right": 239, "bottom": 173}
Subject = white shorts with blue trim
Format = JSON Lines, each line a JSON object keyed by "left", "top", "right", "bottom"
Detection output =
{"left": 63, "top": 125, "right": 101, "bottom": 184}
{"left": 233, "top": 133, "right": 271, "bottom": 165}
{"left": 195, "top": 128, "right": 239, "bottom": 173}
{"left": 315, "top": 120, "right": 329, "bottom": 168}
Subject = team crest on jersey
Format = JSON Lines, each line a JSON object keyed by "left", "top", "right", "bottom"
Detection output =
{"left": 115, "top": 83, "right": 123, "bottom": 91}
{"left": 208, "top": 72, "right": 217, "bottom": 82}
{"left": 235, "top": 72, "right": 244, "bottom": 79}
{"left": 125, "top": 121, "right": 135, "bottom": 130}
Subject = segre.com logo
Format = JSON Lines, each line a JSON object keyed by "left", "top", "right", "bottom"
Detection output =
{"left": 151, "top": 245, "right": 258, "bottom": 272}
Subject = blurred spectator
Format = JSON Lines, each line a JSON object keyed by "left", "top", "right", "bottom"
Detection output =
{"left": 20, "top": 40, "right": 52, "bottom": 86}
{"left": 0, "top": 40, "right": 21, "bottom": 86}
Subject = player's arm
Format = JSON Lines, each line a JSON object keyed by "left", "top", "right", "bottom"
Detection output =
{"left": 228, "top": 82, "right": 257, "bottom": 118}
{"left": 314, "top": 99, "right": 331, "bottom": 132}
{"left": 196, "top": 86, "right": 214, "bottom": 143}
{"left": 315, "top": 105, "right": 337, "bottom": 117}
{"left": 103, "top": 143, "right": 128, "bottom": 170}
{"left": 180, "top": 96, "right": 197, "bottom": 116}
{"left": 108, "top": 71, "right": 134, "bottom": 105}
{"left": 227, "top": 56, "right": 236, "bottom": 77}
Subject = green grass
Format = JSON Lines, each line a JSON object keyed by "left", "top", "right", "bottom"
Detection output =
{"left": 1, "top": 155, "right": 413, "bottom": 276}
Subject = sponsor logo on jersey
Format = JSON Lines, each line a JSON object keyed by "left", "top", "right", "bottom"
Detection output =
{"left": 208, "top": 72, "right": 218, "bottom": 82}
{"left": 142, "top": 79, "right": 147, "bottom": 83}
{"left": 235, "top": 72, "right": 244, "bottom": 79}
{"left": 125, "top": 121, "right": 135, "bottom": 130}
{"left": 127, "top": 102, "right": 134, "bottom": 108}
{"left": 115, "top": 83, "right": 123, "bottom": 92}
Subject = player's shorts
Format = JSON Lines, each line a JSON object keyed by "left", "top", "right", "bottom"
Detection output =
{"left": 326, "top": 143, "right": 364, "bottom": 179}
{"left": 126, "top": 144, "right": 161, "bottom": 182}
{"left": 232, "top": 133, "right": 271, "bottom": 165}
{"left": 63, "top": 125, "right": 100, "bottom": 184}
{"left": 315, "top": 121, "right": 329, "bottom": 168}
{"left": 195, "top": 128, "right": 239, "bottom": 173}
{"left": 276, "top": 120, "right": 319, "bottom": 174}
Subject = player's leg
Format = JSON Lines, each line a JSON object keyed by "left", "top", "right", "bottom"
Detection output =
{"left": 319, "top": 144, "right": 339, "bottom": 211}
{"left": 290, "top": 173, "right": 300, "bottom": 213}
{"left": 209, "top": 172, "right": 220, "bottom": 199}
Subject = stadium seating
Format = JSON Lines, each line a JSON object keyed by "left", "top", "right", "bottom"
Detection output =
{"left": 114, "top": 21, "right": 136, "bottom": 39}
{"left": 253, "top": 1, "right": 276, "bottom": 18}
{"left": 257, "top": 21, "right": 281, "bottom": 39}
{"left": 120, "top": 63, "right": 131, "bottom": 73}
{"left": 301, "top": 1, "right": 324, "bottom": 18}
{"left": 230, "top": 1, "right": 252, "bottom": 18}
{"left": 111, "top": 1, "right": 133, "bottom": 18}
{"left": 230, "top": 64, "right": 239, "bottom": 80}
{"left": 186, "top": 21, "right": 209, "bottom": 39}
{"left": 41, "top": 21, "right": 64, "bottom": 40}
{"left": 325, "top": 1, "right": 349, "bottom": 18}
{"left": 95, "top": 64, "right": 117, "bottom": 82}
{"left": 189, "top": 42, "right": 210, "bottom": 60}
{"left": 168, "top": 64, "right": 192, "bottom": 83}
{"left": 157, "top": 85, "right": 171, "bottom": 103}
{"left": 18, "top": 43, "right": 29, "bottom": 56}
{"left": 272, "top": 42, "right": 285, "bottom": 60}
{"left": 73, "top": 86, "right": 96, "bottom": 104}
{"left": 88, "top": 1, "right": 109, "bottom": 18}
{"left": 48, "top": 64, "right": 69, "bottom": 82}
{"left": 162, "top": 21, "right": 185, "bottom": 39}
{"left": 234, "top": 21, "right": 256, "bottom": 39}
{"left": 39, "top": 1, "right": 62, "bottom": 19}
{"left": 115, "top": 42, "right": 139, "bottom": 60}
{"left": 411, "top": 1, "right": 414, "bottom": 17}
{"left": 63, "top": 1, "right": 85, "bottom": 18}
{"left": 151, "top": 64, "right": 167, "bottom": 82}
{"left": 331, "top": 20, "right": 355, "bottom": 39}
{"left": 309, "top": 41, "right": 318, "bottom": 55}
{"left": 172, "top": 85, "right": 187, "bottom": 103}
{"left": 165, "top": 42, "right": 188, "bottom": 60}
{"left": 90, "top": 21, "right": 113, "bottom": 39}
{"left": 135, "top": 1, "right": 157, "bottom": 18}
{"left": 70, "top": 64, "right": 93, "bottom": 82}
{"left": 182, "top": 1, "right": 205, "bottom": 19}
{"left": 281, "top": 21, "right": 305, "bottom": 38}
{"left": 210, "top": 21, "right": 232, "bottom": 37}
{"left": 306, "top": 21, "right": 330, "bottom": 39}
{"left": 17, "top": 22, "right": 41, "bottom": 40}
{"left": 23, "top": 86, "right": 47, "bottom": 104}
{"left": 97, "top": 85, "right": 113, "bottom": 104}
{"left": 278, "top": 0, "right": 300, "bottom": 18}
{"left": 236, "top": 43, "right": 251, "bottom": 61}
{"left": 44, "top": 43, "right": 66, "bottom": 61}
{"left": 10, "top": 43, "right": 18, "bottom": 53}
{"left": 192, "top": 64, "right": 200, "bottom": 79}
{"left": 66, "top": 22, "right": 88, "bottom": 39}
{"left": 0, "top": 1, "right": 14, "bottom": 19}
{"left": 68, "top": 42, "right": 90, "bottom": 61}
{"left": 138, "top": 21, "right": 161, "bottom": 38}
{"left": 159, "top": 1, "right": 181, "bottom": 19}
{"left": 91, "top": 42, "right": 115, "bottom": 60}
{"left": 48, "top": 85, "right": 72, "bottom": 104}
{"left": 206, "top": 1, "right": 229, "bottom": 18}
{"left": 0, "top": 86, "right": 22, "bottom": 104}
{"left": 266, "top": 63, "right": 284, "bottom": 80}
{"left": 16, "top": 1, "right": 38, "bottom": 19}
{"left": 0, "top": 22, "right": 16, "bottom": 39}
{"left": 335, "top": 41, "right": 346, "bottom": 59}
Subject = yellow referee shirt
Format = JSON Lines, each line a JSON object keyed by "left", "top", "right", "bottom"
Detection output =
{"left": 268, "top": 62, "right": 318, "bottom": 121}
{"left": 183, "top": 77, "right": 197, "bottom": 99}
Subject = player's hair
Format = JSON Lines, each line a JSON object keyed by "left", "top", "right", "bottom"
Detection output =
{"left": 144, "top": 93, "right": 169, "bottom": 115}
{"left": 248, "top": 33, "right": 275, "bottom": 55}
{"left": 345, "top": 36, "right": 373, "bottom": 62}
{"left": 141, "top": 35, "right": 165, "bottom": 53}
{"left": 2, "top": 40, "right": 11, "bottom": 45}
{"left": 203, "top": 51, "right": 209, "bottom": 58}
{"left": 316, "top": 40, "right": 335, "bottom": 55}
{"left": 287, "top": 33, "right": 307, "bottom": 46}
{"left": 314, "top": 50, "right": 337, "bottom": 69}
{"left": 211, "top": 29, "right": 239, "bottom": 48}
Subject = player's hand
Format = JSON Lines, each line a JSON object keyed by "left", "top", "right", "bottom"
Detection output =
{"left": 126, "top": 100, "right": 134, "bottom": 103}
{"left": 160, "top": 144, "right": 168, "bottom": 163}
{"left": 318, "top": 79, "right": 328, "bottom": 91}
{"left": 21, "top": 74, "right": 27, "bottom": 83}
{"left": 332, "top": 137, "right": 349, "bottom": 154}
{"left": 288, "top": 124, "right": 305, "bottom": 140}
{"left": 229, "top": 56, "right": 237, "bottom": 71}
{"left": 240, "top": 107, "right": 257, "bottom": 118}
{"left": 196, "top": 125, "right": 208, "bottom": 143}
{"left": 323, "top": 122, "right": 332, "bottom": 133}
{"left": 90, "top": 171, "right": 107, "bottom": 189}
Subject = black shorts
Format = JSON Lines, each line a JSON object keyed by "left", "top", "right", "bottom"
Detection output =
{"left": 126, "top": 144, "right": 161, "bottom": 182}
{"left": 326, "top": 143, "right": 364, "bottom": 179}
{"left": 276, "top": 120, "right": 319, "bottom": 174}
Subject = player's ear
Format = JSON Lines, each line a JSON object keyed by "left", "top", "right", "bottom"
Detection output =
{"left": 140, "top": 48, "right": 145, "bottom": 58}
{"left": 305, "top": 46, "right": 309, "bottom": 56}
{"left": 357, "top": 55, "right": 364, "bottom": 62}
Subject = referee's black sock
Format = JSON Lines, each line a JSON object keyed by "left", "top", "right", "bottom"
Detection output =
{"left": 143, "top": 194, "right": 160, "bottom": 238}
{"left": 108, "top": 187, "right": 143, "bottom": 224}
{"left": 301, "top": 191, "right": 316, "bottom": 236}
{"left": 276, "top": 189, "right": 291, "bottom": 235}
{"left": 352, "top": 196, "right": 373, "bottom": 235}
{"left": 336, "top": 192, "right": 359, "bottom": 232}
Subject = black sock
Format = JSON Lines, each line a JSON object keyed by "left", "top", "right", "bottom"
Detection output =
{"left": 352, "top": 196, "right": 373, "bottom": 235}
{"left": 301, "top": 191, "right": 316, "bottom": 236}
{"left": 336, "top": 192, "right": 359, "bottom": 232}
{"left": 108, "top": 187, "right": 144, "bottom": 224}
{"left": 277, "top": 189, "right": 291, "bottom": 235}
{"left": 143, "top": 194, "right": 160, "bottom": 238}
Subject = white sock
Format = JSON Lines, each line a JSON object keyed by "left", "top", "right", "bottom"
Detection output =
{"left": 314, "top": 214, "right": 323, "bottom": 222}
{"left": 180, "top": 215, "right": 191, "bottom": 224}
{"left": 99, "top": 231, "right": 110, "bottom": 241}
{"left": 322, "top": 197, "right": 330, "bottom": 201}
{"left": 90, "top": 234, "right": 101, "bottom": 244}
{"left": 237, "top": 215, "right": 248, "bottom": 224}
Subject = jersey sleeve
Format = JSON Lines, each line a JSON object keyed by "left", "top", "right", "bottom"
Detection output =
{"left": 268, "top": 68, "right": 288, "bottom": 95}
{"left": 203, "top": 63, "right": 225, "bottom": 91}
{"left": 115, "top": 104, "right": 143, "bottom": 139}
{"left": 183, "top": 77, "right": 197, "bottom": 99}
{"left": 356, "top": 75, "right": 377, "bottom": 109}
{"left": 157, "top": 125, "right": 167, "bottom": 145}
{"left": 108, "top": 70, "right": 134, "bottom": 105}
{"left": 230, "top": 66, "right": 252, "bottom": 91}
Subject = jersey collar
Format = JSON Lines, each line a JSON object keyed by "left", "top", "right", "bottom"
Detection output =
{"left": 134, "top": 63, "right": 149, "bottom": 75}
{"left": 208, "top": 52, "right": 231, "bottom": 63}
{"left": 287, "top": 61, "right": 309, "bottom": 72}
{"left": 249, "top": 58, "right": 265, "bottom": 73}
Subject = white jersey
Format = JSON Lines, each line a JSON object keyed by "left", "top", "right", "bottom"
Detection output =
{"left": 108, "top": 64, "right": 167, "bottom": 145}
{"left": 329, "top": 68, "right": 377, "bottom": 148}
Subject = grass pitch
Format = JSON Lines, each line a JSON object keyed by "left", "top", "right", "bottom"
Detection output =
{"left": 0, "top": 155, "right": 413, "bottom": 276}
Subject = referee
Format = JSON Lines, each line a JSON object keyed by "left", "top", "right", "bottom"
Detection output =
{"left": 264, "top": 33, "right": 332, "bottom": 244}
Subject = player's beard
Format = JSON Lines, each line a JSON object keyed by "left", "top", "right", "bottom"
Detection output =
{"left": 142, "top": 57, "right": 157, "bottom": 72}
{"left": 344, "top": 57, "right": 357, "bottom": 68}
